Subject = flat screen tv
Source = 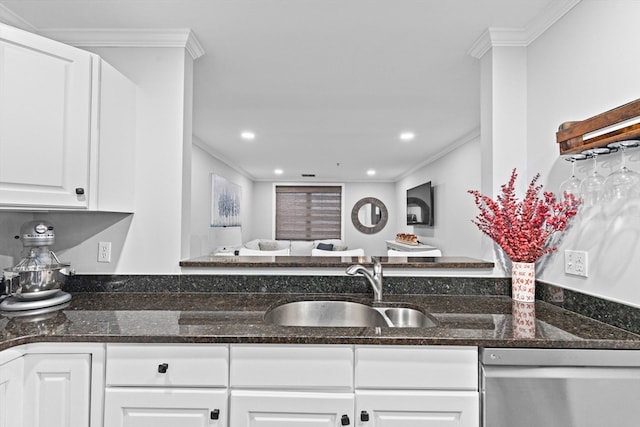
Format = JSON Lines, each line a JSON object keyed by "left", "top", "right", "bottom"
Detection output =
{"left": 406, "top": 181, "right": 434, "bottom": 226}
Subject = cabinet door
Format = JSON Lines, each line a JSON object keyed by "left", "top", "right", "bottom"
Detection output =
{"left": 23, "top": 353, "right": 91, "bottom": 427}
{"left": 0, "top": 356, "right": 24, "bottom": 427}
{"left": 90, "top": 59, "right": 136, "bottom": 212}
{"left": 104, "top": 387, "right": 227, "bottom": 427}
{"left": 0, "top": 23, "right": 92, "bottom": 209}
{"left": 355, "top": 390, "right": 479, "bottom": 427}
{"left": 230, "top": 390, "right": 355, "bottom": 427}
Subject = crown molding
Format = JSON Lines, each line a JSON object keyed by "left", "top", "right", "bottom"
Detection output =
{"left": 0, "top": 7, "right": 205, "bottom": 59}
{"left": 526, "top": 0, "right": 582, "bottom": 42}
{"left": 193, "top": 136, "right": 256, "bottom": 181}
{"left": 468, "top": 0, "right": 582, "bottom": 59}
{"left": 396, "top": 128, "right": 481, "bottom": 181}
{"left": 0, "top": 4, "right": 37, "bottom": 32}
{"left": 467, "top": 28, "right": 527, "bottom": 59}
{"left": 39, "top": 28, "right": 205, "bottom": 59}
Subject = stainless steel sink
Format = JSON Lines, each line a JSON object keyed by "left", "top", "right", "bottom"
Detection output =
{"left": 382, "top": 307, "right": 438, "bottom": 328}
{"left": 264, "top": 300, "right": 438, "bottom": 328}
{"left": 264, "top": 300, "right": 388, "bottom": 327}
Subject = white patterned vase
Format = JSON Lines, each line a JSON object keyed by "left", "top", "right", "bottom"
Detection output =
{"left": 512, "top": 301, "right": 536, "bottom": 338}
{"left": 511, "top": 261, "right": 535, "bottom": 302}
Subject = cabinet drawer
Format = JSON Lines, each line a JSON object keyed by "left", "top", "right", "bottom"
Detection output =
{"left": 106, "top": 344, "right": 228, "bottom": 387}
{"left": 230, "top": 344, "right": 353, "bottom": 390}
{"left": 230, "top": 390, "right": 355, "bottom": 427}
{"left": 355, "top": 346, "right": 478, "bottom": 390}
{"left": 105, "top": 387, "right": 227, "bottom": 427}
{"left": 356, "top": 390, "right": 479, "bottom": 427}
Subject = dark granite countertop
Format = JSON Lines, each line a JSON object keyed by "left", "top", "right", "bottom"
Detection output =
{"left": 179, "top": 255, "right": 494, "bottom": 269}
{"left": 1, "top": 292, "right": 639, "bottom": 351}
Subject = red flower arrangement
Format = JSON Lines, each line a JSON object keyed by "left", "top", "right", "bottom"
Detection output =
{"left": 468, "top": 169, "right": 581, "bottom": 263}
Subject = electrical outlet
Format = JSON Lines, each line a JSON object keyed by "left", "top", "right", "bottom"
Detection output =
{"left": 98, "top": 241, "right": 112, "bottom": 263}
{"left": 564, "top": 250, "right": 588, "bottom": 277}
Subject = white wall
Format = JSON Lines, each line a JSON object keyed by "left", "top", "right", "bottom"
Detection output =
{"left": 395, "top": 137, "right": 484, "bottom": 258}
{"left": 250, "top": 181, "right": 396, "bottom": 255}
{"left": 82, "top": 47, "right": 193, "bottom": 274}
{"left": 190, "top": 140, "right": 254, "bottom": 255}
{"left": 526, "top": 0, "right": 640, "bottom": 306}
{"left": 344, "top": 182, "right": 396, "bottom": 255}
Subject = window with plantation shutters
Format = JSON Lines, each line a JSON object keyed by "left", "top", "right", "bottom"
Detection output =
{"left": 275, "top": 185, "right": 342, "bottom": 240}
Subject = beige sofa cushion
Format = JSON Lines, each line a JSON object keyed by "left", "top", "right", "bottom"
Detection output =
{"left": 258, "top": 240, "right": 280, "bottom": 251}
{"left": 290, "top": 241, "right": 315, "bottom": 256}
{"left": 243, "top": 239, "right": 261, "bottom": 250}
{"left": 244, "top": 239, "right": 291, "bottom": 251}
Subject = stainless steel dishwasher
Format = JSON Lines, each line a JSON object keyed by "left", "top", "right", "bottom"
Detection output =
{"left": 481, "top": 348, "right": 640, "bottom": 427}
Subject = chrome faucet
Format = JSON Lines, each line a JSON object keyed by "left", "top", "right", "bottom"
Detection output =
{"left": 346, "top": 256, "right": 383, "bottom": 302}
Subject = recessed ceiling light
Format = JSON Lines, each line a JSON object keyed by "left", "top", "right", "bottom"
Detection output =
{"left": 399, "top": 132, "right": 415, "bottom": 141}
{"left": 274, "top": 168, "right": 283, "bottom": 175}
{"left": 367, "top": 169, "right": 376, "bottom": 176}
{"left": 240, "top": 131, "right": 256, "bottom": 140}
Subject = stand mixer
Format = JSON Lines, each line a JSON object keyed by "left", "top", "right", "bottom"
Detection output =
{"left": 0, "top": 220, "right": 72, "bottom": 316}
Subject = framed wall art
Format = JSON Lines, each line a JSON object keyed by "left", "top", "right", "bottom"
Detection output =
{"left": 211, "top": 174, "right": 241, "bottom": 227}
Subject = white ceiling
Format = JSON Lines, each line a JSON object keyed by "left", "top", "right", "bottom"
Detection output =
{"left": 0, "top": 0, "right": 568, "bottom": 182}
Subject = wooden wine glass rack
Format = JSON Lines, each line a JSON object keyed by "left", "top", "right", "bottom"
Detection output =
{"left": 556, "top": 98, "right": 640, "bottom": 155}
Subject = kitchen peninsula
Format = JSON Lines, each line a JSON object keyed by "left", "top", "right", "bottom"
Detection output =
{"left": 2, "top": 289, "right": 640, "bottom": 427}
{"left": 179, "top": 255, "right": 494, "bottom": 269}
{"left": 2, "top": 292, "right": 639, "bottom": 350}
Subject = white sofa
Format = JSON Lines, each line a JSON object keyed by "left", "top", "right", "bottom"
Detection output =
{"left": 241, "top": 238, "right": 355, "bottom": 256}
{"left": 238, "top": 247, "right": 290, "bottom": 256}
{"left": 311, "top": 248, "right": 364, "bottom": 257}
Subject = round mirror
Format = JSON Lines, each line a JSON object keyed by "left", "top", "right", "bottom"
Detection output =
{"left": 351, "top": 197, "right": 388, "bottom": 234}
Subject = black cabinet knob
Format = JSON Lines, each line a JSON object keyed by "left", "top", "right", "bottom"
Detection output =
{"left": 157, "top": 363, "right": 168, "bottom": 373}
{"left": 360, "top": 411, "right": 370, "bottom": 422}
{"left": 75, "top": 188, "right": 85, "bottom": 195}
{"left": 341, "top": 414, "right": 350, "bottom": 426}
{"left": 210, "top": 409, "right": 220, "bottom": 420}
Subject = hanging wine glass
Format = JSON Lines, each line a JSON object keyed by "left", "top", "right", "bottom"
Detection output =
{"left": 559, "top": 154, "right": 585, "bottom": 200}
{"left": 579, "top": 147, "right": 609, "bottom": 207}
{"left": 604, "top": 140, "right": 640, "bottom": 201}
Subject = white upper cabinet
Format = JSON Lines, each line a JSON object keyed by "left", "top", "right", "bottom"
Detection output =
{"left": 0, "top": 23, "right": 135, "bottom": 211}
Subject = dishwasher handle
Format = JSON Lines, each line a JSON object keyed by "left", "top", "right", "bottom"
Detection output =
{"left": 482, "top": 348, "right": 640, "bottom": 367}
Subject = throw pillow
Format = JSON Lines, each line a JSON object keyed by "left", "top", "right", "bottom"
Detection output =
{"left": 259, "top": 240, "right": 280, "bottom": 251}
{"left": 290, "top": 241, "right": 314, "bottom": 256}
{"left": 243, "top": 239, "right": 261, "bottom": 250}
{"left": 316, "top": 242, "right": 334, "bottom": 251}
{"left": 333, "top": 244, "right": 348, "bottom": 251}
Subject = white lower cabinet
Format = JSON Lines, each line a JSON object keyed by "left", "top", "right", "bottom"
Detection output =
{"left": 229, "top": 344, "right": 355, "bottom": 427}
{"left": 355, "top": 346, "right": 479, "bottom": 427}
{"left": 228, "top": 344, "right": 479, "bottom": 427}
{"left": 0, "top": 355, "right": 24, "bottom": 427}
{"left": 355, "top": 390, "right": 479, "bottom": 427}
{"left": 0, "top": 343, "right": 104, "bottom": 427}
{"left": 2, "top": 342, "right": 479, "bottom": 427}
{"left": 104, "top": 387, "right": 227, "bottom": 427}
{"left": 104, "top": 343, "right": 229, "bottom": 427}
{"left": 23, "top": 353, "right": 92, "bottom": 427}
{"left": 230, "top": 390, "right": 354, "bottom": 427}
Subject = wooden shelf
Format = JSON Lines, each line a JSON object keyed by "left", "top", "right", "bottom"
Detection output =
{"left": 556, "top": 98, "right": 640, "bottom": 154}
